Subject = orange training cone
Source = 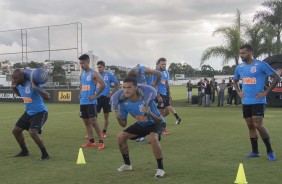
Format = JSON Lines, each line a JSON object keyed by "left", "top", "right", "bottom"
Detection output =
{"left": 234, "top": 163, "right": 248, "bottom": 184}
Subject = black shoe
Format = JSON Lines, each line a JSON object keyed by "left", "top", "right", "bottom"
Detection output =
{"left": 41, "top": 154, "right": 50, "bottom": 161}
{"left": 14, "top": 151, "right": 29, "bottom": 157}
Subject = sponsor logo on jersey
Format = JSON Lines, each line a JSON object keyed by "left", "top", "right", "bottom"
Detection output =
{"left": 22, "top": 97, "right": 32, "bottom": 103}
{"left": 135, "top": 115, "right": 148, "bottom": 122}
{"left": 243, "top": 77, "right": 257, "bottom": 84}
{"left": 81, "top": 85, "right": 90, "bottom": 91}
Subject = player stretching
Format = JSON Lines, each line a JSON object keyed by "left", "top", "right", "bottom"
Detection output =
{"left": 115, "top": 76, "right": 165, "bottom": 178}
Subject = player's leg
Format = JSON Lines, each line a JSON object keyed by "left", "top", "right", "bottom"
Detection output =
{"left": 101, "top": 96, "right": 111, "bottom": 138}
{"left": 12, "top": 112, "right": 30, "bottom": 157}
{"left": 117, "top": 126, "right": 138, "bottom": 171}
{"left": 252, "top": 104, "right": 276, "bottom": 161}
{"left": 29, "top": 111, "right": 49, "bottom": 160}
{"left": 148, "top": 132, "right": 165, "bottom": 178}
{"left": 243, "top": 105, "right": 259, "bottom": 158}
{"left": 90, "top": 116, "right": 105, "bottom": 149}
{"left": 80, "top": 105, "right": 96, "bottom": 148}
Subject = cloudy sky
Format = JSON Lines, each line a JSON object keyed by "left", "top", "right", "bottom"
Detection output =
{"left": 0, "top": 0, "right": 266, "bottom": 70}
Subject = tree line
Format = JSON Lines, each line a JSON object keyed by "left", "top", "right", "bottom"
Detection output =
{"left": 201, "top": 0, "right": 282, "bottom": 66}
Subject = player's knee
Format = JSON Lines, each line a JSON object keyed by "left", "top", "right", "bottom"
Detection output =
{"left": 117, "top": 132, "right": 126, "bottom": 141}
{"left": 29, "top": 129, "right": 38, "bottom": 137}
{"left": 12, "top": 127, "right": 21, "bottom": 136}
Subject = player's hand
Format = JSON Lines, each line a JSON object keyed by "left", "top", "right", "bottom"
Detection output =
{"left": 157, "top": 95, "right": 163, "bottom": 103}
{"left": 88, "top": 94, "right": 96, "bottom": 100}
{"left": 255, "top": 91, "right": 267, "bottom": 99}
{"left": 238, "top": 91, "right": 244, "bottom": 98}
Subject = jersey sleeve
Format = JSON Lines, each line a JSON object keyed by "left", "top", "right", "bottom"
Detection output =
{"left": 233, "top": 66, "right": 240, "bottom": 81}
{"left": 110, "top": 73, "right": 119, "bottom": 84}
{"left": 261, "top": 62, "right": 276, "bottom": 76}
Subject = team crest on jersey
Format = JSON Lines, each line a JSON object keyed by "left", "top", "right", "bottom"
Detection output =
{"left": 87, "top": 75, "right": 91, "bottom": 81}
{"left": 250, "top": 66, "right": 256, "bottom": 73}
{"left": 139, "top": 103, "right": 146, "bottom": 113}
{"left": 25, "top": 86, "right": 30, "bottom": 94}
{"left": 104, "top": 75, "right": 108, "bottom": 80}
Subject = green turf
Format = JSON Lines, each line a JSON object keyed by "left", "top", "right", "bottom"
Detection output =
{"left": 0, "top": 85, "right": 281, "bottom": 184}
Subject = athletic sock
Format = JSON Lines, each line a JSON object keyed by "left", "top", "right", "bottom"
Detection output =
{"left": 250, "top": 138, "right": 259, "bottom": 153}
{"left": 102, "top": 129, "right": 107, "bottom": 133}
{"left": 20, "top": 144, "right": 28, "bottom": 153}
{"left": 89, "top": 138, "right": 95, "bottom": 143}
{"left": 263, "top": 138, "right": 273, "bottom": 153}
{"left": 174, "top": 113, "right": 180, "bottom": 120}
{"left": 157, "top": 158, "right": 164, "bottom": 170}
{"left": 122, "top": 154, "right": 131, "bottom": 165}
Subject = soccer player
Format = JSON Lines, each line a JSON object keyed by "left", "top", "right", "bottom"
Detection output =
{"left": 96, "top": 60, "right": 119, "bottom": 138}
{"left": 11, "top": 69, "right": 50, "bottom": 160}
{"left": 127, "top": 64, "right": 161, "bottom": 142}
{"left": 155, "top": 58, "right": 181, "bottom": 129}
{"left": 233, "top": 44, "right": 281, "bottom": 161}
{"left": 79, "top": 54, "right": 106, "bottom": 150}
{"left": 127, "top": 64, "right": 161, "bottom": 89}
{"left": 115, "top": 76, "right": 165, "bottom": 178}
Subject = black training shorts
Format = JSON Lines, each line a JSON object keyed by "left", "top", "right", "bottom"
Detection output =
{"left": 80, "top": 104, "right": 97, "bottom": 119}
{"left": 124, "top": 123, "right": 162, "bottom": 140}
{"left": 156, "top": 94, "right": 170, "bottom": 109}
{"left": 97, "top": 95, "right": 111, "bottom": 113}
{"left": 242, "top": 104, "right": 265, "bottom": 118}
{"left": 16, "top": 111, "right": 48, "bottom": 134}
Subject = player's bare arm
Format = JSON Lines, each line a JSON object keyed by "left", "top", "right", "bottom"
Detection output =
{"left": 233, "top": 80, "right": 244, "bottom": 98}
{"left": 31, "top": 83, "right": 50, "bottom": 100}
{"left": 115, "top": 109, "right": 127, "bottom": 127}
{"left": 89, "top": 71, "right": 106, "bottom": 100}
{"left": 256, "top": 72, "right": 281, "bottom": 99}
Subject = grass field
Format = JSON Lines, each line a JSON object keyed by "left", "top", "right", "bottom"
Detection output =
{"left": 0, "top": 86, "right": 281, "bottom": 184}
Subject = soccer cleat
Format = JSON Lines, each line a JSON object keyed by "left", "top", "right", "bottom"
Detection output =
{"left": 81, "top": 142, "right": 96, "bottom": 148}
{"left": 155, "top": 169, "right": 165, "bottom": 178}
{"left": 101, "top": 132, "right": 107, "bottom": 138}
{"left": 14, "top": 151, "right": 29, "bottom": 157}
{"left": 175, "top": 118, "right": 181, "bottom": 125}
{"left": 41, "top": 154, "right": 50, "bottom": 161}
{"left": 162, "top": 130, "right": 170, "bottom": 135}
{"left": 267, "top": 152, "right": 277, "bottom": 161}
{"left": 98, "top": 142, "right": 105, "bottom": 150}
{"left": 136, "top": 137, "right": 146, "bottom": 142}
{"left": 245, "top": 152, "right": 260, "bottom": 158}
{"left": 116, "top": 164, "right": 132, "bottom": 172}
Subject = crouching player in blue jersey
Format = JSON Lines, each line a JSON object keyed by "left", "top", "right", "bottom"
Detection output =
{"left": 234, "top": 44, "right": 281, "bottom": 161}
{"left": 115, "top": 76, "right": 165, "bottom": 178}
{"left": 11, "top": 69, "right": 50, "bottom": 160}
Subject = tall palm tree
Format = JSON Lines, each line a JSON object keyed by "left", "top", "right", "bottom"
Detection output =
{"left": 244, "top": 23, "right": 265, "bottom": 58}
{"left": 201, "top": 10, "right": 243, "bottom": 66}
{"left": 254, "top": 0, "right": 282, "bottom": 54}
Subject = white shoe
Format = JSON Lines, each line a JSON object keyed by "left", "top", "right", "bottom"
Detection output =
{"left": 155, "top": 169, "right": 165, "bottom": 178}
{"left": 116, "top": 164, "right": 132, "bottom": 172}
{"left": 175, "top": 118, "right": 181, "bottom": 125}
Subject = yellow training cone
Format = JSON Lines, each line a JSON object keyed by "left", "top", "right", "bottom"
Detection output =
{"left": 234, "top": 163, "right": 248, "bottom": 184}
{"left": 76, "top": 148, "right": 86, "bottom": 164}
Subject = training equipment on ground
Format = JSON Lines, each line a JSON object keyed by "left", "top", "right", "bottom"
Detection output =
{"left": 76, "top": 148, "right": 86, "bottom": 164}
{"left": 110, "top": 84, "right": 157, "bottom": 110}
{"left": 234, "top": 163, "right": 248, "bottom": 184}
{"left": 23, "top": 68, "right": 48, "bottom": 85}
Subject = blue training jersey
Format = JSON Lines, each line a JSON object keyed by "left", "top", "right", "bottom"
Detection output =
{"left": 17, "top": 81, "right": 48, "bottom": 115}
{"left": 96, "top": 72, "right": 119, "bottom": 97}
{"left": 154, "top": 69, "right": 169, "bottom": 95}
{"left": 119, "top": 98, "right": 162, "bottom": 127}
{"left": 234, "top": 59, "right": 275, "bottom": 104}
{"left": 80, "top": 68, "right": 97, "bottom": 105}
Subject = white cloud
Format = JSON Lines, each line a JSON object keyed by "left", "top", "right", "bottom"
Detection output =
{"left": 0, "top": 0, "right": 266, "bottom": 70}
